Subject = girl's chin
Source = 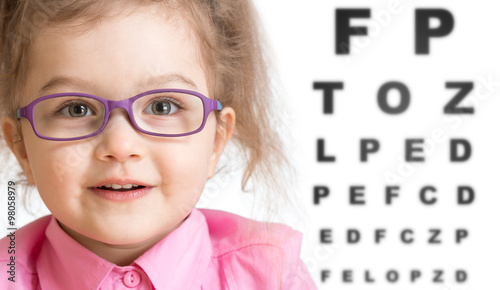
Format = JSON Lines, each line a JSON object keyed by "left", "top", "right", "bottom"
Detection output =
{"left": 89, "top": 223, "right": 179, "bottom": 246}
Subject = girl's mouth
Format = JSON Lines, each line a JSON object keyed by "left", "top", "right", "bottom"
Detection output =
{"left": 91, "top": 183, "right": 151, "bottom": 201}
{"left": 97, "top": 184, "right": 146, "bottom": 191}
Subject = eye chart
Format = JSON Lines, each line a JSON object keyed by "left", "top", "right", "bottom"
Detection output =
{"left": 254, "top": 0, "right": 500, "bottom": 289}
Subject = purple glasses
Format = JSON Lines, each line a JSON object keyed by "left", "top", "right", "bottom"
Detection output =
{"left": 16, "top": 89, "right": 223, "bottom": 141}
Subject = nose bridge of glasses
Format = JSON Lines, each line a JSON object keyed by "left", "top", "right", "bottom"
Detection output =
{"left": 106, "top": 98, "right": 135, "bottom": 118}
{"left": 107, "top": 98, "right": 134, "bottom": 110}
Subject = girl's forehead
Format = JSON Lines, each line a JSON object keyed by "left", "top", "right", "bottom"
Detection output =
{"left": 27, "top": 6, "right": 209, "bottom": 101}
{"left": 37, "top": 3, "right": 188, "bottom": 40}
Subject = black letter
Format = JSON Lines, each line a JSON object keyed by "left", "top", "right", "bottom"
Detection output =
{"left": 385, "top": 186, "right": 399, "bottom": 205}
{"left": 451, "top": 139, "right": 471, "bottom": 162}
{"left": 361, "top": 139, "right": 380, "bottom": 162}
{"left": 433, "top": 270, "right": 444, "bottom": 282}
{"left": 343, "top": 270, "right": 353, "bottom": 283}
{"left": 420, "top": 186, "right": 437, "bottom": 205}
{"left": 378, "top": 82, "right": 410, "bottom": 114}
{"left": 410, "top": 270, "right": 421, "bottom": 282}
{"left": 347, "top": 229, "right": 360, "bottom": 243}
{"left": 313, "top": 82, "right": 344, "bottom": 114}
{"left": 387, "top": 270, "right": 399, "bottom": 283}
{"left": 321, "top": 270, "right": 331, "bottom": 282}
{"left": 314, "top": 186, "right": 330, "bottom": 205}
{"left": 336, "top": 9, "right": 370, "bottom": 54}
{"left": 444, "top": 82, "right": 474, "bottom": 114}
{"left": 401, "top": 229, "right": 414, "bottom": 244}
{"left": 375, "top": 229, "right": 386, "bottom": 244}
{"left": 320, "top": 229, "right": 333, "bottom": 244}
{"left": 429, "top": 229, "right": 441, "bottom": 244}
{"left": 406, "top": 139, "right": 425, "bottom": 162}
{"left": 317, "top": 139, "right": 336, "bottom": 162}
{"left": 350, "top": 186, "right": 365, "bottom": 205}
{"left": 458, "top": 186, "right": 474, "bottom": 205}
{"left": 365, "top": 270, "right": 375, "bottom": 283}
{"left": 456, "top": 270, "right": 467, "bottom": 282}
{"left": 416, "top": 9, "right": 454, "bottom": 54}
{"left": 456, "top": 229, "right": 468, "bottom": 244}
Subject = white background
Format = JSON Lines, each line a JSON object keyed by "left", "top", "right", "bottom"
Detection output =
{"left": 1, "top": 0, "right": 500, "bottom": 289}
{"left": 252, "top": 0, "right": 500, "bottom": 289}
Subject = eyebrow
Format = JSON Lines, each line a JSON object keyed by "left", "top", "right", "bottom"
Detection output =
{"left": 39, "top": 76, "right": 93, "bottom": 96}
{"left": 139, "top": 74, "right": 199, "bottom": 91}
{"left": 38, "top": 73, "right": 199, "bottom": 96}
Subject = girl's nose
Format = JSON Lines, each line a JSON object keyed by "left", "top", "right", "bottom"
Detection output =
{"left": 94, "top": 109, "right": 146, "bottom": 162}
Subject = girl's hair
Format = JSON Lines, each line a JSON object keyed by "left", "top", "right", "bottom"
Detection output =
{"left": 0, "top": 0, "right": 299, "bottom": 221}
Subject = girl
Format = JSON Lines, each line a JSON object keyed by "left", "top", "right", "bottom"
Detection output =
{"left": 0, "top": 0, "right": 316, "bottom": 289}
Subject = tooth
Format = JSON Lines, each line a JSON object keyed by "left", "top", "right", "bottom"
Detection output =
{"left": 100, "top": 183, "right": 143, "bottom": 189}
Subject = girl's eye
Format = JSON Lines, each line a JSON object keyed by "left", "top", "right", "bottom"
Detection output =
{"left": 144, "top": 100, "right": 179, "bottom": 115}
{"left": 57, "top": 103, "right": 95, "bottom": 118}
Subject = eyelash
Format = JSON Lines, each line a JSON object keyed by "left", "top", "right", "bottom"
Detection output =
{"left": 53, "top": 100, "right": 95, "bottom": 116}
{"left": 149, "top": 96, "right": 184, "bottom": 109}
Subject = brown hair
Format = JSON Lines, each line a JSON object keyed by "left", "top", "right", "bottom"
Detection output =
{"left": 0, "top": 0, "right": 299, "bottom": 221}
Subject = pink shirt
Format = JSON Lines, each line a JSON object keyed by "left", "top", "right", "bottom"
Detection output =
{"left": 1, "top": 208, "right": 316, "bottom": 289}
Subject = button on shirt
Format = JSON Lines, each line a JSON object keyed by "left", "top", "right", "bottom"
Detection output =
{"left": 0, "top": 208, "right": 317, "bottom": 289}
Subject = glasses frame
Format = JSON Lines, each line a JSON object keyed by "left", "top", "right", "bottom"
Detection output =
{"left": 16, "top": 89, "right": 223, "bottom": 141}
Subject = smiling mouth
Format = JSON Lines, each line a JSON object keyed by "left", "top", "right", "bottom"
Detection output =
{"left": 96, "top": 184, "right": 146, "bottom": 192}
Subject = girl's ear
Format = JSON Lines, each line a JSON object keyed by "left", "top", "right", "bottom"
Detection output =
{"left": 208, "top": 107, "right": 235, "bottom": 179}
{"left": 1, "top": 117, "right": 35, "bottom": 185}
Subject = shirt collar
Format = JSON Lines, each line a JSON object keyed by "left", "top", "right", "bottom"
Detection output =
{"left": 37, "top": 208, "right": 212, "bottom": 290}
{"left": 135, "top": 208, "right": 212, "bottom": 289}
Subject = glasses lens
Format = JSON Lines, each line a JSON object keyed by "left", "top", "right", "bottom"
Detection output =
{"left": 133, "top": 91, "right": 204, "bottom": 135}
{"left": 34, "top": 96, "right": 105, "bottom": 139}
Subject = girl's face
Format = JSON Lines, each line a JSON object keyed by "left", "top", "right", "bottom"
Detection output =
{"left": 5, "top": 7, "right": 234, "bottom": 245}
